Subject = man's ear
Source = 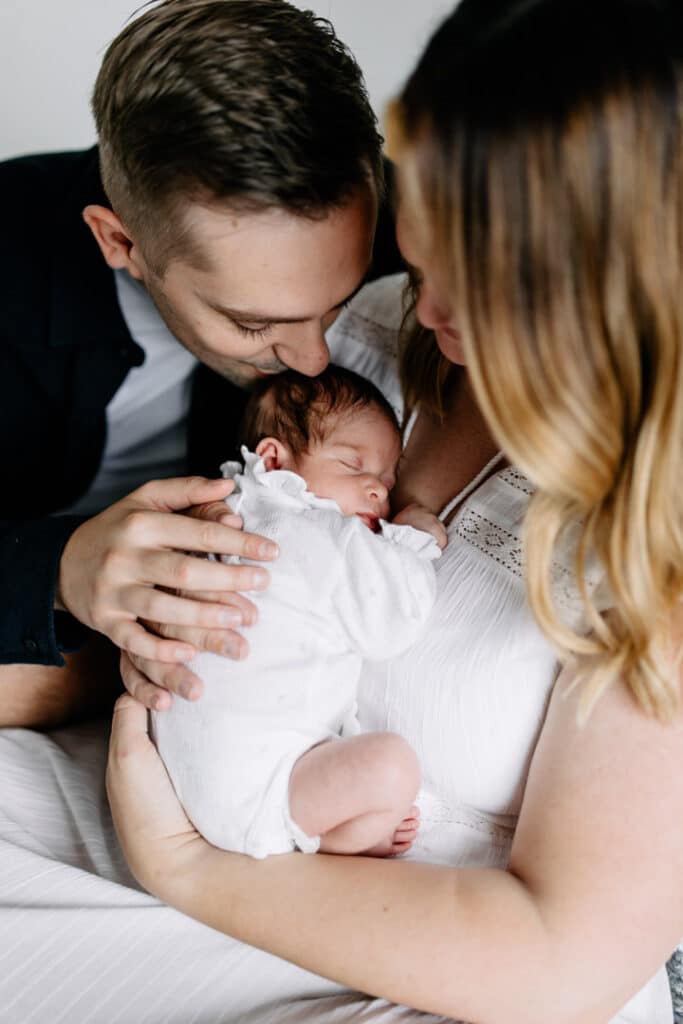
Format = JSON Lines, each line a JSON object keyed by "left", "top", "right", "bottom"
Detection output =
{"left": 255, "top": 438, "right": 293, "bottom": 472}
{"left": 82, "top": 205, "right": 146, "bottom": 281}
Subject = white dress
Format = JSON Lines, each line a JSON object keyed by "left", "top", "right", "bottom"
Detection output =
{"left": 0, "top": 274, "right": 673, "bottom": 1023}
{"left": 152, "top": 448, "right": 438, "bottom": 858}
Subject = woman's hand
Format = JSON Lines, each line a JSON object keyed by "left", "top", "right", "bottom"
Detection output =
{"left": 106, "top": 695, "right": 210, "bottom": 896}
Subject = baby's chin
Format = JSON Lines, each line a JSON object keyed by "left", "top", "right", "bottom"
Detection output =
{"left": 356, "top": 513, "right": 381, "bottom": 533}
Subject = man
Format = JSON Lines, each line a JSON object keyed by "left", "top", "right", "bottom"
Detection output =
{"left": 0, "top": 0, "right": 400, "bottom": 725}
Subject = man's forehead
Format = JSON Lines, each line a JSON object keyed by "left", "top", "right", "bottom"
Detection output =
{"left": 180, "top": 185, "right": 376, "bottom": 260}
{"left": 171, "top": 192, "right": 375, "bottom": 319}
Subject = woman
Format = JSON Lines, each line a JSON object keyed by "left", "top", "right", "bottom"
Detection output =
{"left": 106, "top": 0, "right": 682, "bottom": 1021}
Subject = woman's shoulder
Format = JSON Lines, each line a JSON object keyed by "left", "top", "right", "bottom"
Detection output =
{"left": 326, "top": 273, "right": 409, "bottom": 418}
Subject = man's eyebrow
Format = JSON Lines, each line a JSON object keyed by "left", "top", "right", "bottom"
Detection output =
{"left": 202, "top": 274, "right": 369, "bottom": 326}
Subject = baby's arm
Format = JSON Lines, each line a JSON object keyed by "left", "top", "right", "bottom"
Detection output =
{"left": 332, "top": 520, "right": 439, "bottom": 661}
{"left": 392, "top": 503, "right": 447, "bottom": 550}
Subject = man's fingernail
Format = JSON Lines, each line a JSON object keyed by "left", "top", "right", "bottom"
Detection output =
{"left": 219, "top": 610, "right": 241, "bottom": 627}
{"left": 175, "top": 647, "right": 194, "bottom": 660}
{"left": 259, "top": 542, "right": 279, "bottom": 559}
{"left": 249, "top": 569, "right": 269, "bottom": 589}
{"left": 179, "top": 681, "right": 197, "bottom": 699}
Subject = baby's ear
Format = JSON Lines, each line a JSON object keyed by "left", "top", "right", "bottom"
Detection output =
{"left": 254, "top": 437, "right": 292, "bottom": 472}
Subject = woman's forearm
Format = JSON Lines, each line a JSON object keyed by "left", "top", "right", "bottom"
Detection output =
{"left": 109, "top": 672, "right": 683, "bottom": 1024}
{"left": 165, "top": 847, "right": 569, "bottom": 1024}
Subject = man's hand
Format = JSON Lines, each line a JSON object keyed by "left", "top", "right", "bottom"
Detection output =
{"left": 392, "top": 503, "right": 448, "bottom": 550}
{"left": 57, "top": 477, "right": 279, "bottom": 704}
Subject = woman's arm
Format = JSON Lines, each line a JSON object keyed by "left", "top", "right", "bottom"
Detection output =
{"left": 107, "top": 625, "right": 683, "bottom": 1024}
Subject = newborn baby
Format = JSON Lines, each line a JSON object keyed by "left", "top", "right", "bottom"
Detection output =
{"left": 152, "top": 365, "right": 445, "bottom": 859}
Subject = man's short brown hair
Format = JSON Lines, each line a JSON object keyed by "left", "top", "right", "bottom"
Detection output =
{"left": 92, "top": 0, "right": 384, "bottom": 274}
{"left": 241, "top": 365, "right": 399, "bottom": 456}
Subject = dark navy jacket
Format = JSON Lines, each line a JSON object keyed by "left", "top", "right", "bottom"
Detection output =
{"left": 0, "top": 147, "right": 401, "bottom": 666}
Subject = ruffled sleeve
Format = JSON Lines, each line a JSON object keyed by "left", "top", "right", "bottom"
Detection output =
{"left": 379, "top": 520, "right": 442, "bottom": 561}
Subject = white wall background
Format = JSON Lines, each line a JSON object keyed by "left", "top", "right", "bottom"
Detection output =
{"left": 0, "top": 0, "right": 455, "bottom": 161}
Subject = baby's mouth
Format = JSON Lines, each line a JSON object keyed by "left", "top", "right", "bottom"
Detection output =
{"left": 357, "top": 513, "right": 380, "bottom": 533}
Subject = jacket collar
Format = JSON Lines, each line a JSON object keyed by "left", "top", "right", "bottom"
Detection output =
{"left": 48, "top": 146, "right": 142, "bottom": 366}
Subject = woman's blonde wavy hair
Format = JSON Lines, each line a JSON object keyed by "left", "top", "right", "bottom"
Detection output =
{"left": 389, "top": 0, "right": 683, "bottom": 718}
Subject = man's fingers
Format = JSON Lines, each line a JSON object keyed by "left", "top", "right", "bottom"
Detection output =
{"left": 119, "top": 655, "right": 174, "bottom": 711}
{"left": 128, "top": 587, "right": 244, "bottom": 630}
{"left": 143, "top": 550, "right": 271, "bottom": 595}
{"left": 144, "top": 620, "right": 249, "bottom": 660}
{"left": 122, "top": 651, "right": 204, "bottom": 706}
{"left": 110, "top": 620, "right": 196, "bottom": 663}
{"left": 161, "top": 515, "right": 277, "bottom": 560}
{"left": 132, "top": 476, "right": 235, "bottom": 513}
{"left": 185, "top": 500, "right": 241, "bottom": 527}
{"left": 57, "top": 477, "right": 269, "bottom": 664}
{"left": 124, "top": 510, "right": 277, "bottom": 561}
{"left": 176, "top": 589, "right": 258, "bottom": 625}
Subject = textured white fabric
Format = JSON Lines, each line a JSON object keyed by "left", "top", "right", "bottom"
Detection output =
{"left": 152, "top": 447, "right": 440, "bottom": 858}
{"left": 0, "top": 273, "right": 673, "bottom": 1022}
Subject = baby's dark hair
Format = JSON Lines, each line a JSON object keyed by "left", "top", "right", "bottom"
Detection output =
{"left": 241, "top": 365, "right": 399, "bottom": 456}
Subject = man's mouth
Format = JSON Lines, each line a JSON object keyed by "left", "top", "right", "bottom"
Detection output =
{"left": 252, "top": 366, "right": 286, "bottom": 377}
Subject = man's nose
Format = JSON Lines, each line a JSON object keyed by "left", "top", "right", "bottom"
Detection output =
{"left": 274, "top": 326, "right": 330, "bottom": 377}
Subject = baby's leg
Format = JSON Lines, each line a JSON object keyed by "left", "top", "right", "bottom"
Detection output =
{"left": 288, "top": 732, "right": 420, "bottom": 856}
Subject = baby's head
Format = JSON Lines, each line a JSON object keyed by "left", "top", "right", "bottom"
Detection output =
{"left": 241, "top": 366, "right": 401, "bottom": 529}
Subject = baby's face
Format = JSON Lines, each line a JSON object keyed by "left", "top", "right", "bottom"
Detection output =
{"left": 293, "top": 407, "right": 401, "bottom": 530}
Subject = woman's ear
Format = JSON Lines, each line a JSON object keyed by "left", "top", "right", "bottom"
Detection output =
{"left": 255, "top": 438, "right": 293, "bottom": 472}
{"left": 82, "top": 205, "right": 146, "bottom": 281}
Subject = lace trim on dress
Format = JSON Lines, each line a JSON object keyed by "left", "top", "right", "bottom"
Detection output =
{"left": 498, "top": 466, "right": 534, "bottom": 496}
{"left": 453, "top": 508, "right": 525, "bottom": 578}
{"left": 452, "top": 469, "right": 604, "bottom": 617}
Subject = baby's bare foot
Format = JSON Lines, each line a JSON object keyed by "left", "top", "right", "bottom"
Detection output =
{"left": 364, "top": 805, "right": 420, "bottom": 858}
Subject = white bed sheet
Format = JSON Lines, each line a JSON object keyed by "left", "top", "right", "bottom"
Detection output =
{"left": 0, "top": 721, "right": 452, "bottom": 1024}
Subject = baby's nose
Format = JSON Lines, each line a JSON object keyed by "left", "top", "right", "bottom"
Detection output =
{"left": 368, "top": 478, "right": 389, "bottom": 507}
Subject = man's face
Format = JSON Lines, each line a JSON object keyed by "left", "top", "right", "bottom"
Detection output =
{"left": 135, "top": 189, "right": 376, "bottom": 389}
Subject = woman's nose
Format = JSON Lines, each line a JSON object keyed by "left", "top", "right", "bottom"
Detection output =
{"left": 415, "top": 285, "right": 452, "bottom": 333}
